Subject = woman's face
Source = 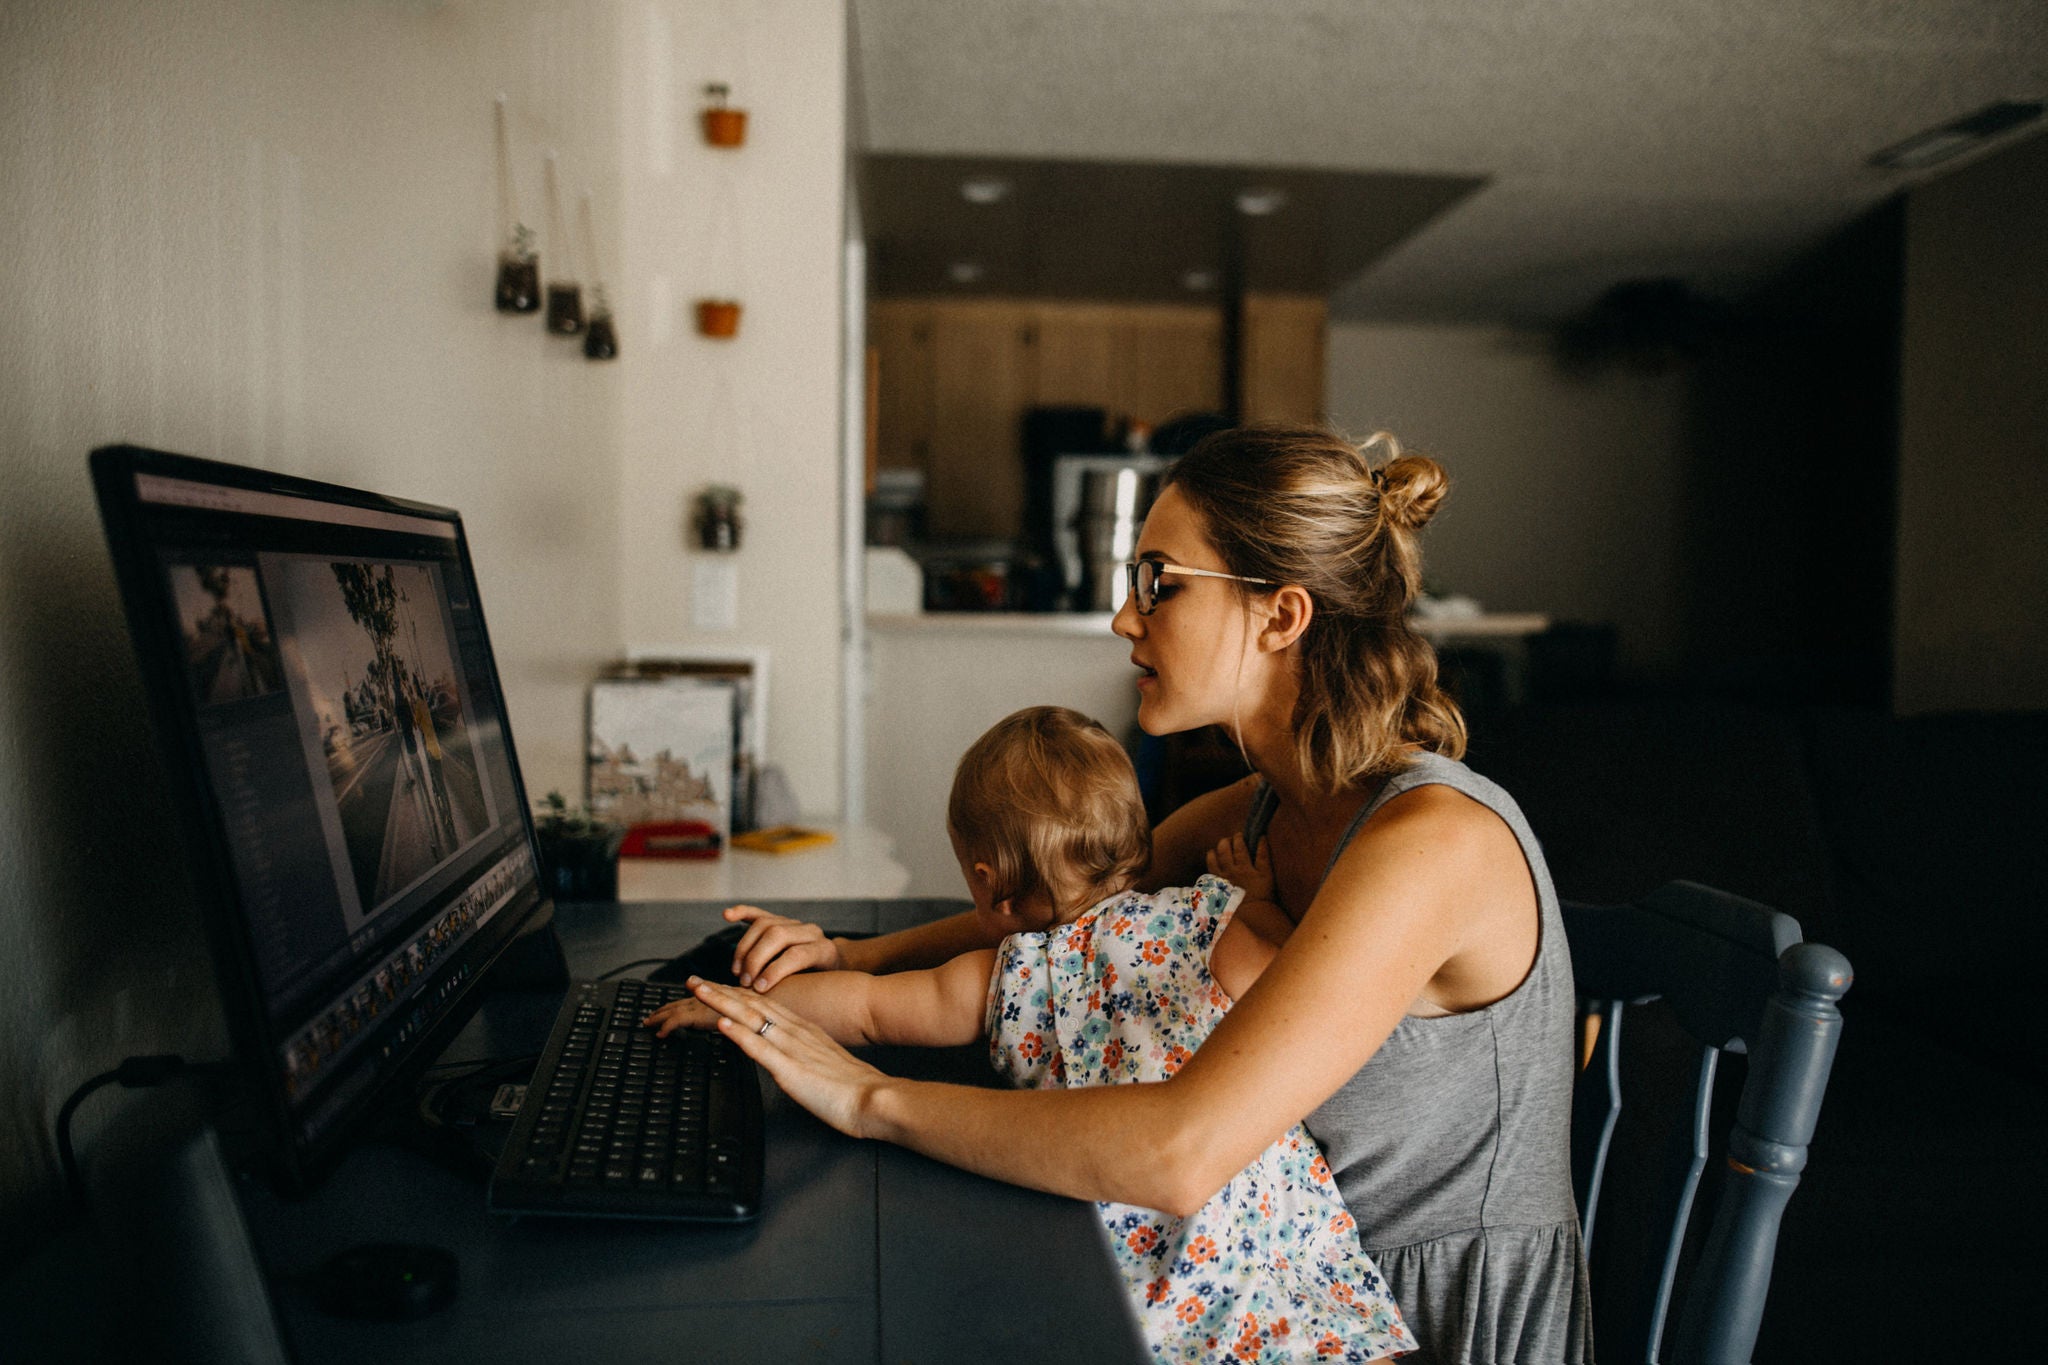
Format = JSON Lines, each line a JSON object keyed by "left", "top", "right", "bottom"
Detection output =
{"left": 1112, "top": 485, "right": 1265, "bottom": 736}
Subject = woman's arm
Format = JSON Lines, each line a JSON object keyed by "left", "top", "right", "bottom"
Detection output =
{"left": 1134, "top": 774, "right": 1260, "bottom": 892}
{"left": 690, "top": 786, "right": 1527, "bottom": 1216}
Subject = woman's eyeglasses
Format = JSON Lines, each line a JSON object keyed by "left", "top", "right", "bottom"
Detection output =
{"left": 1124, "top": 559, "right": 1273, "bottom": 615}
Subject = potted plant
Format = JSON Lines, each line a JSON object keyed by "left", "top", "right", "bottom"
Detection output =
{"left": 531, "top": 790, "right": 624, "bottom": 902}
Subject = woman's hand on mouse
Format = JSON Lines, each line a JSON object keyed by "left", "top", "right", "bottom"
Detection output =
{"left": 640, "top": 997, "right": 721, "bottom": 1037}
{"left": 1207, "top": 833, "right": 1275, "bottom": 903}
{"left": 684, "top": 976, "right": 884, "bottom": 1138}
{"left": 724, "top": 904, "right": 843, "bottom": 991}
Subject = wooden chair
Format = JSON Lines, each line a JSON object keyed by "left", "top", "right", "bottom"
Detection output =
{"left": 1565, "top": 881, "right": 1852, "bottom": 1364}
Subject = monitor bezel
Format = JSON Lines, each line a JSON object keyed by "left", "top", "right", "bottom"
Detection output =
{"left": 90, "top": 442, "right": 558, "bottom": 1193}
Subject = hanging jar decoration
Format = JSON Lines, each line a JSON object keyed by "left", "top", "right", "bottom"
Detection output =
{"left": 693, "top": 485, "right": 744, "bottom": 551}
{"left": 493, "top": 97, "right": 540, "bottom": 312}
{"left": 701, "top": 83, "right": 748, "bottom": 147}
{"left": 542, "top": 154, "right": 584, "bottom": 335}
{"left": 578, "top": 191, "right": 618, "bottom": 360}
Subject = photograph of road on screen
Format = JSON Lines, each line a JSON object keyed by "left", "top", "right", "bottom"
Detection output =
{"left": 266, "top": 556, "right": 498, "bottom": 930}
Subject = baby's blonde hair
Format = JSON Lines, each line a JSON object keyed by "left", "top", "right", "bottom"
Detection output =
{"left": 947, "top": 706, "right": 1151, "bottom": 918}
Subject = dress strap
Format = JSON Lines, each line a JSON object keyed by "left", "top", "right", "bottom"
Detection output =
{"left": 1242, "top": 781, "right": 1281, "bottom": 854}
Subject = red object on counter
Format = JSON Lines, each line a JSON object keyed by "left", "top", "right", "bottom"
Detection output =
{"left": 619, "top": 820, "right": 722, "bottom": 860}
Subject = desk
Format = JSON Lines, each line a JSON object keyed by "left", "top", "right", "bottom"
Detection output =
{"left": 235, "top": 898, "right": 1145, "bottom": 1364}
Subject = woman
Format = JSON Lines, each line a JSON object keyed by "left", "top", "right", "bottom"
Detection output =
{"left": 688, "top": 425, "right": 1592, "bottom": 1363}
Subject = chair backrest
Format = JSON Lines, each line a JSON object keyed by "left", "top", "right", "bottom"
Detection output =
{"left": 1564, "top": 881, "right": 1852, "bottom": 1365}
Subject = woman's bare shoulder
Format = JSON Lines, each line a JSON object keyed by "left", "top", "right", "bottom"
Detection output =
{"left": 1306, "top": 781, "right": 1530, "bottom": 932}
{"left": 1319, "top": 781, "right": 1539, "bottom": 1009}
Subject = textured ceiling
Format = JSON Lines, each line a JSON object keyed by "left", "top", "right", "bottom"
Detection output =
{"left": 849, "top": 0, "right": 2048, "bottom": 322}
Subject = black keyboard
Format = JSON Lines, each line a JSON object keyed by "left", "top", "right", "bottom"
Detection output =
{"left": 487, "top": 977, "right": 764, "bottom": 1221}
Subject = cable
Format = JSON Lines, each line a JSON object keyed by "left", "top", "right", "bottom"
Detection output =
{"left": 56, "top": 1055, "right": 234, "bottom": 1211}
{"left": 423, "top": 1051, "right": 539, "bottom": 1078}
{"left": 595, "top": 957, "right": 670, "bottom": 980}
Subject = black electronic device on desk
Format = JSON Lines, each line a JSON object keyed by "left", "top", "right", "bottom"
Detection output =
{"left": 90, "top": 445, "right": 766, "bottom": 1238}
{"left": 489, "top": 976, "right": 762, "bottom": 1218}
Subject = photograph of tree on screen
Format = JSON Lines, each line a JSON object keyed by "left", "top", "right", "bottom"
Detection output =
{"left": 276, "top": 559, "right": 491, "bottom": 913}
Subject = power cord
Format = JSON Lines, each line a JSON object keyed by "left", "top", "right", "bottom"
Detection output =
{"left": 56, "top": 1055, "right": 236, "bottom": 1211}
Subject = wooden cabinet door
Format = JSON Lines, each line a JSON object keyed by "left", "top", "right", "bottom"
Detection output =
{"left": 870, "top": 300, "right": 935, "bottom": 475}
{"left": 1240, "top": 293, "right": 1326, "bottom": 425}
{"left": 1110, "top": 305, "right": 1223, "bottom": 428}
{"left": 1030, "top": 303, "right": 1118, "bottom": 410}
{"left": 927, "top": 302, "right": 1034, "bottom": 539}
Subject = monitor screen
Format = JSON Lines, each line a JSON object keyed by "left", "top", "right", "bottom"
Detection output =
{"left": 91, "top": 444, "right": 552, "bottom": 1187}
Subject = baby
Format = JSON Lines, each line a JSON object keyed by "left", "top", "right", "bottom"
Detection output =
{"left": 645, "top": 706, "right": 1414, "bottom": 1364}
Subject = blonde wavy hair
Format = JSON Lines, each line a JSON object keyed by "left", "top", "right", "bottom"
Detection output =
{"left": 1161, "top": 423, "right": 1467, "bottom": 790}
{"left": 947, "top": 706, "right": 1151, "bottom": 916}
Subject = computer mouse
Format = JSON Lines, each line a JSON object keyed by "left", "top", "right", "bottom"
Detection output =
{"left": 647, "top": 924, "right": 878, "bottom": 986}
{"left": 310, "top": 1242, "right": 458, "bottom": 1321}
{"left": 647, "top": 923, "right": 747, "bottom": 985}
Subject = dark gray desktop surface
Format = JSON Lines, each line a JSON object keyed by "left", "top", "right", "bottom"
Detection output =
{"left": 238, "top": 897, "right": 1146, "bottom": 1364}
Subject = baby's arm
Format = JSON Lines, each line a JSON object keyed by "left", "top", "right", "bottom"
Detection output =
{"left": 1207, "top": 906, "right": 1284, "bottom": 1002}
{"left": 1206, "top": 833, "right": 1293, "bottom": 952}
{"left": 643, "top": 948, "right": 995, "bottom": 1049}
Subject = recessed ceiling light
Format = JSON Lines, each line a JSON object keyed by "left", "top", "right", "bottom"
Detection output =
{"left": 1870, "top": 99, "right": 2043, "bottom": 171}
{"left": 959, "top": 176, "right": 1012, "bottom": 205}
{"left": 1181, "top": 270, "right": 1216, "bottom": 292}
{"left": 947, "top": 260, "right": 985, "bottom": 285}
{"left": 1234, "top": 187, "right": 1288, "bottom": 217}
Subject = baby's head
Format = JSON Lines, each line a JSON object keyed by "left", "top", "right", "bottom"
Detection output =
{"left": 947, "top": 706, "right": 1151, "bottom": 929}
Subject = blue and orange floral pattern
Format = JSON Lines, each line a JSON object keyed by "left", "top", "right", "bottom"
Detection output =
{"left": 985, "top": 874, "right": 1416, "bottom": 1363}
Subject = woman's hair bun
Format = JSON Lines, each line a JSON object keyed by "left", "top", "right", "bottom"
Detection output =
{"left": 1376, "top": 454, "right": 1449, "bottom": 531}
{"left": 1356, "top": 431, "right": 1448, "bottom": 531}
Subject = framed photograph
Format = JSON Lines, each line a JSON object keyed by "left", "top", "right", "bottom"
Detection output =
{"left": 587, "top": 676, "right": 736, "bottom": 846}
{"left": 609, "top": 647, "right": 765, "bottom": 831}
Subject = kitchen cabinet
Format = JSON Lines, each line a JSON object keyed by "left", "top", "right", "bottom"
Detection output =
{"left": 871, "top": 298, "right": 1241, "bottom": 539}
{"left": 1241, "top": 293, "right": 1327, "bottom": 424}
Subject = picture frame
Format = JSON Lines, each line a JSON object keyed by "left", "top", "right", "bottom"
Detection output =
{"left": 586, "top": 675, "right": 737, "bottom": 849}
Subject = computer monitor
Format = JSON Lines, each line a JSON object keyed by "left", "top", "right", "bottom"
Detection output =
{"left": 91, "top": 444, "right": 556, "bottom": 1191}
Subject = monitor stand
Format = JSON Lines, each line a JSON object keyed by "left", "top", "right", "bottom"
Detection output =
{"left": 486, "top": 898, "right": 572, "bottom": 990}
{"left": 372, "top": 906, "right": 574, "bottom": 1186}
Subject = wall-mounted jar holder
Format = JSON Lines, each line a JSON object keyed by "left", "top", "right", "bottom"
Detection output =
{"left": 693, "top": 485, "right": 744, "bottom": 551}
{"left": 696, "top": 299, "right": 742, "bottom": 338}
{"left": 702, "top": 83, "right": 747, "bottom": 147}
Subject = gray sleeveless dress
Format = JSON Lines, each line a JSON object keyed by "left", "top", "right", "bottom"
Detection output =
{"left": 1245, "top": 751, "right": 1594, "bottom": 1364}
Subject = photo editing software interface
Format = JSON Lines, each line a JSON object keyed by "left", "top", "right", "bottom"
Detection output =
{"left": 100, "top": 453, "right": 547, "bottom": 1166}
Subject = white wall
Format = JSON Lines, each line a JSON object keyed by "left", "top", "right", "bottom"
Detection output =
{"left": 866, "top": 622, "right": 1138, "bottom": 896}
{"left": 1324, "top": 322, "right": 1690, "bottom": 678}
{"left": 1896, "top": 132, "right": 2048, "bottom": 713}
{"left": 616, "top": 0, "right": 847, "bottom": 820}
{"left": 0, "top": 0, "right": 848, "bottom": 1259}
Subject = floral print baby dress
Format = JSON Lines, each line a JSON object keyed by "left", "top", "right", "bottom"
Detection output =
{"left": 985, "top": 873, "right": 1416, "bottom": 1363}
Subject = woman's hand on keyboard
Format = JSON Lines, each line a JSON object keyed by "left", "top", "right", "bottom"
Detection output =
{"left": 640, "top": 997, "right": 720, "bottom": 1038}
{"left": 725, "top": 904, "right": 843, "bottom": 992}
{"left": 685, "top": 977, "right": 885, "bottom": 1139}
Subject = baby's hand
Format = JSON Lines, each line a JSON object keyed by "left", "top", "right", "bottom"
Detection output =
{"left": 1207, "top": 833, "right": 1274, "bottom": 902}
{"left": 641, "top": 996, "right": 720, "bottom": 1038}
